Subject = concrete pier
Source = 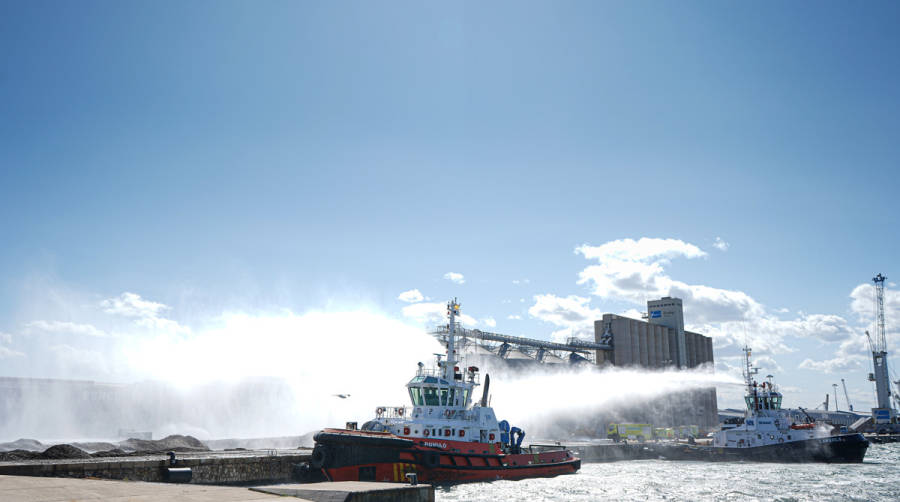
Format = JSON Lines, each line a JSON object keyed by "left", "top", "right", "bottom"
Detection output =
{"left": 0, "top": 475, "right": 435, "bottom": 502}
{"left": 0, "top": 475, "right": 284, "bottom": 501}
{"left": 0, "top": 449, "right": 312, "bottom": 485}
{"left": 252, "top": 481, "right": 434, "bottom": 502}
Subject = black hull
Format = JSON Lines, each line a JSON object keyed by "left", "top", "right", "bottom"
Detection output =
{"left": 654, "top": 433, "right": 869, "bottom": 463}
{"left": 311, "top": 429, "right": 580, "bottom": 483}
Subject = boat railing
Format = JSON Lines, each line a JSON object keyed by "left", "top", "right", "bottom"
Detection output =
{"left": 375, "top": 406, "right": 410, "bottom": 419}
{"left": 416, "top": 368, "right": 481, "bottom": 384}
{"left": 526, "top": 443, "right": 569, "bottom": 453}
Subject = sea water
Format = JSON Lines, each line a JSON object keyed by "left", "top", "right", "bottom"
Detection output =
{"left": 436, "top": 443, "right": 900, "bottom": 502}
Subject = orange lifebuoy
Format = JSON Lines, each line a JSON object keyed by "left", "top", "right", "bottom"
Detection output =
{"left": 403, "top": 427, "right": 410, "bottom": 435}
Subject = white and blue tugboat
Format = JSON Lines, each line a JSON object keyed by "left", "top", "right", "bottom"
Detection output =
{"left": 666, "top": 346, "right": 868, "bottom": 462}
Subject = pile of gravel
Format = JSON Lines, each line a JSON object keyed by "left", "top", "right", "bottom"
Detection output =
{"left": 71, "top": 441, "right": 118, "bottom": 453}
{"left": 90, "top": 448, "right": 132, "bottom": 458}
{"left": 0, "top": 438, "right": 45, "bottom": 452}
{"left": 0, "top": 435, "right": 209, "bottom": 461}
{"left": 40, "top": 444, "right": 92, "bottom": 460}
{"left": 0, "top": 449, "right": 43, "bottom": 461}
{"left": 118, "top": 435, "right": 209, "bottom": 453}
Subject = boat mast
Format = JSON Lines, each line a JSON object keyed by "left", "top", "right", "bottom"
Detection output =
{"left": 743, "top": 345, "right": 758, "bottom": 417}
{"left": 446, "top": 299, "right": 460, "bottom": 381}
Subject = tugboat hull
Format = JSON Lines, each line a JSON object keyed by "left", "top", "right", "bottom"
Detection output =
{"left": 659, "top": 433, "right": 869, "bottom": 463}
{"left": 313, "top": 429, "right": 581, "bottom": 483}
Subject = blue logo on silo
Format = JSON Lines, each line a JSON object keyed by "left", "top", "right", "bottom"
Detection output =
{"left": 650, "top": 310, "right": 661, "bottom": 318}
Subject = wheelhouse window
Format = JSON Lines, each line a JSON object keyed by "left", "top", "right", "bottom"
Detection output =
{"left": 423, "top": 387, "right": 440, "bottom": 406}
{"left": 409, "top": 387, "right": 424, "bottom": 406}
{"left": 439, "top": 388, "right": 456, "bottom": 406}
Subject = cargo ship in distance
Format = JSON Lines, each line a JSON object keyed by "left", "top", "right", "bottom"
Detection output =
{"left": 310, "top": 300, "right": 581, "bottom": 483}
{"left": 663, "top": 346, "right": 868, "bottom": 462}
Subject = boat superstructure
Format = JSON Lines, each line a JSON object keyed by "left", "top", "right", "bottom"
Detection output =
{"left": 311, "top": 300, "right": 580, "bottom": 483}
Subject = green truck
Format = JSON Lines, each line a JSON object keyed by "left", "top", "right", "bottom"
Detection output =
{"left": 607, "top": 423, "right": 652, "bottom": 442}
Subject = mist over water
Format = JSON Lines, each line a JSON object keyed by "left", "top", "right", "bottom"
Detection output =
{"left": 3, "top": 306, "right": 741, "bottom": 443}
{"left": 476, "top": 362, "right": 743, "bottom": 437}
{"left": 1, "top": 310, "right": 443, "bottom": 442}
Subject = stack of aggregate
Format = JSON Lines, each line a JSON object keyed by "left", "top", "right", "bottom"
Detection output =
{"left": 0, "top": 435, "right": 209, "bottom": 461}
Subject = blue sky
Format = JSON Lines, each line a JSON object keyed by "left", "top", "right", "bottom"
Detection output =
{"left": 1, "top": 1, "right": 899, "bottom": 411}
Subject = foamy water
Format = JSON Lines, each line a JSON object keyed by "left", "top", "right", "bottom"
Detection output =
{"left": 436, "top": 443, "right": 900, "bottom": 502}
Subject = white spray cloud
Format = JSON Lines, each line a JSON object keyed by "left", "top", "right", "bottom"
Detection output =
{"left": 485, "top": 364, "right": 742, "bottom": 435}
{"left": 1, "top": 287, "right": 451, "bottom": 440}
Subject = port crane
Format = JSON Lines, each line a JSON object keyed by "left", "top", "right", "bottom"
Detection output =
{"left": 841, "top": 378, "right": 853, "bottom": 412}
{"left": 867, "top": 273, "right": 897, "bottom": 430}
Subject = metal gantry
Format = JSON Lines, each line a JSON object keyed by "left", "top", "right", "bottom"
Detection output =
{"left": 430, "top": 325, "right": 612, "bottom": 364}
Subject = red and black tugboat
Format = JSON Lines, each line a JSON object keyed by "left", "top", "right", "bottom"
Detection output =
{"left": 311, "top": 300, "right": 580, "bottom": 483}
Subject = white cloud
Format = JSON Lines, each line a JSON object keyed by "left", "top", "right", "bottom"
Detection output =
{"left": 443, "top": 272, "right": 465, "bottom": 284}
{"left": 528, "top": 294, "right": 602, "bottom": 342}
{"left": 26, "top": 320, "right": 109, "bottom": 338}
{"left": 571, "top": 237, "right": 861, "bottom": 354}
{"left": 483, "top": 317, "right": 497, "bottom": 328}
{"left": 100, "top": 292, "right": 188, "bottom": 334}
{"left": 101, "top": 292, "right": 169, "bottom": 318}
{"left": 512, "top": 279, "right": 530, "bottom": 285}
{"left": 0, "top": 331, "right": 11, "bottom": 344}
{"left": 751, "top": 355, "right": 783, "bottom": 374}
{"left": 798, "top": 356, "right": 866, "bottom": 374}
{"left": 713, "top": 237, "right": 730, "bottom": 251}
{"left": 507, "top": 315, "right": 522, "bottom": 320}
{"left": 577, "top": 237, "right": 707, "bottom": 263}
{"left": 401, "top": 302, "right": 477, "bottom": 326}
{"left": 397, "top": 289, "right": 424, "bottom": 303}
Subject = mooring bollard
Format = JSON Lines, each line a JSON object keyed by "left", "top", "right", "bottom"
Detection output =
{"left": 405, "top": 472, "right": 418, "bottom": 485}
